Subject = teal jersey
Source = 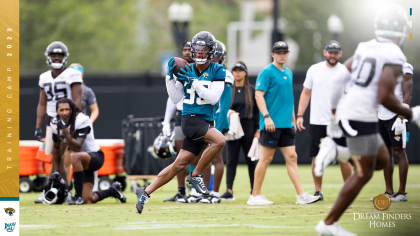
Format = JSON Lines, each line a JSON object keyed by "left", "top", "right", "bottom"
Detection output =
{"left": 181, "top": 63, "right": 226, "bottom": 122}
{"left": 255, "top": 64, "right": 294, "bottom": 130}
{"left": 215, "top": 82, "right": 233, "bottom": 132}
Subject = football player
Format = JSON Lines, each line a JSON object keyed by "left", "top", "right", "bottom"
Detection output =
{"left": 136, "top": 31, "right": 226, "bottom": 213}
{"left": 50, "top": 98, "right": 126, "bottom": 205}
{"left": 34, "top": 41, "right": 83, "bottom": 204}
{"left": 162, "top": 42, "right": 194, "bottom": 203}
{"left": 199, "top": 40, "right": 234, "bottom": 203}
{"left": 314, "top": 5, "right": 420, "bottom": 235}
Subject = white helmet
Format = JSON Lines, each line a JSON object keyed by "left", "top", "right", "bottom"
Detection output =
{"left": 374, "top": 4, "right": 409, "bottom": 46}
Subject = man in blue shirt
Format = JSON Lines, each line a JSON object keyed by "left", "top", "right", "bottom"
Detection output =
{"left": 135, "top": 31, "right": 227, "bottom": 214}
{"left": 248, "top": 41, "right": 320, "bottom": 205}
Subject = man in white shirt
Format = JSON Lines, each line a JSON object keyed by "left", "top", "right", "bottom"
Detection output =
{"left": 296, "top": 41, "right": 352, "bottom": 201}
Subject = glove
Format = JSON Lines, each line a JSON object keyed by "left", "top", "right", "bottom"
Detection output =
{"left": 327, "top": 116, "right": 343, "bottom": 138}
{"left": 35, "top": 127, "right": 43, "bottom": 142}
{"left": 177, "top": 65, "right": 197, "bottom": 84}
{"left": 410, "top": 106, "right": 420, "bottom": 128}
{"left": 167, "top": 57, "right": 176, "bottom": 80}
{"left": 56, "top": 119, "right": 68, "bottom": 130}
{"left": 391, "top": 117, "right": 407, "bottom": 135}
{"left": 162, "top": 122, "right": 171, "bottom": 136}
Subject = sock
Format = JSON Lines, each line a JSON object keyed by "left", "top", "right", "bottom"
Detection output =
{"left": 189, "top": 166, "right": 196, "bottom": 175}
{"left": 211, "top": 191, "right": 219, "bottom": 197}
{"left": 94, "top": 189, "right": 112, "bottom": 202}
{"left": 73, "top": 171, "right": 84, "bottom": 198}
{"left": 178, "top": 187, "right": 186, "bottom": 195}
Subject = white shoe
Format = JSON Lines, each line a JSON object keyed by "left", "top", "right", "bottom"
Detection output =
{"left": 187, "top": 188, "right": 202, "bottom": 203}
{"left": 315, "top": 220, "right": 357, "bottom": 236}
{"left": 314, "top": 137, "right": 337, "bottom": 177}
{"left": 296, "top": 191, "right": 320, "bottom": 204}
{"left": 369, "top": 192, "right": 393, "bottom": 201}
{"left": 390, "top": 192, "right": 407, "bottom": 201}
{"left": 247, "top": 195, "right": 274, "bottom": 205}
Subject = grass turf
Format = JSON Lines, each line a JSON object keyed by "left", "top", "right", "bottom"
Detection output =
{"left": 20, "top": 164, "right": 420, "bottom": 235}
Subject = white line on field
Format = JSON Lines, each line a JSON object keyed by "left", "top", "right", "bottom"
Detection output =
{"left": 20, "top": 225, "right": 60, "bottom": 230}
{"left": 114, "top": 223, "right": 313, "bottom": 230}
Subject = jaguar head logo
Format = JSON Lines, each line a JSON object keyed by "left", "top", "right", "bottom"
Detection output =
{"left": 4, "top": 208, "right": 15, "bottom": 217}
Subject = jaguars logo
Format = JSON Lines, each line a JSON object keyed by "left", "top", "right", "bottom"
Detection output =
{"left": 277, "top": 41, "right": 286, "bottom": 47}
{"left": 331, "top": 42, "right": 339, "bottom": 47}
{"left": 203, "top": 73, "right": 209, "bottom": 78}
{"left": 394, "top": 135, "right": 401, "bottom": 141}
{"left": 4, "top": 208, "right": 15, "bottom": 216}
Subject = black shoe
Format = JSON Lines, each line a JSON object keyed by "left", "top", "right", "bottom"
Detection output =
{"left": 314, "top": 190, "right": 324, "bottom": 201}
{"left": 67, "top": 196, "right": 84, "bottom": 205}
{"left": 175, "top": 193, "right": 187, "bottom": 203}
{"left": 135, "top": 187, "right": 150, "bottom": 214}
{"left": 163, "top": 192, "right": 178, "bottom": 202}
{"left": 186, "top": 174, "right": 209, "bottom": 195}
{"left": 110, "top": 181, "right": 126, "bottom": 203}
{"left": 220, "top": 190, "right": 235, "bottom": 201}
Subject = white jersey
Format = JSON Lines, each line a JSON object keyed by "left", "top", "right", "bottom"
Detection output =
{"left": 377, "top": 63, "right": 413, "bottom": 120}
{"left": 304, "top": 62, "right": 348, "bottom": 125}
{"left": 336, "top": 39, "right": 406, "bottom": 122}
{"left": 39, "top": 68, "right": 83, "bottom": 117}
{"left": 51, "top": 113, "right": 100, "bottom": 152}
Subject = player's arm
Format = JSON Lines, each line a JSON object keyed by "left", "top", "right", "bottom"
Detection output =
{"left": 36, "top": 88, "right": 47, "bottom": 128}
{"left": 399, "top": 72, "right": 413, "bottom": 119}
{"left": 162, "top": 97, "right": 177, "bottom": 136}
{"left": 192, "top": 80, "right": 224, "bottom": 105}
{"left": 331, "top": 57, "right": 353, "bottom": 114}
{"left": 296, "top": 87, "right": 311, "bottom": 131}
{"left": 89, "top": 103, "right": 99, "bottom": 123}
{"left": 377, "top": 65, "right": 411, "bottom": 117}
{"left": 61, "top": 128, "right": 86, "bottom": 152}
{"left": 255, "top": 90, "right": 275, "bottom": 133}
{"left": 166, "top": 75, "right": 184, "bottom": 104}
{"left": 71, "top": 83, "right": 83, "bottom": 108}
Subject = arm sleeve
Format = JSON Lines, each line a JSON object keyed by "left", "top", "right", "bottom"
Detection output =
{"left": 73, "top": 126, "right": 91, "bottom": 139}
{"left": 166, "top": 75, "right": 184, "bottom": 104}
{"left": 255, "top": 70, "right": 270, "bottom": 93}
{"left": 253, "top": 97, "right": 260, "bottom": 131}
{"left": 192, "top": 80, "right": 224, "bottom": 105}
{"left": 303, "top": 65, "right": 314, "bottom": 89}
{"left": 331, "top": 66, "right": 351, "bottom": 109}
{"left": 220, "top": 84, "right": 232, "bottom": 117}
{"left": 163, "top": 97, "right": 177, "bottom": 123}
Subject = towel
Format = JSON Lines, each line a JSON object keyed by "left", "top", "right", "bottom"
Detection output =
{"left": 247, "top": 137, "right": 261, "bottom": 161}
{"left": 225, "top": 112, "right": 244, "bottom": 141}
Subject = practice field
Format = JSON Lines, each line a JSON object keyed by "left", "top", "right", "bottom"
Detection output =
{"left": 20, "top": 165, "right": 420, "bottom": 236}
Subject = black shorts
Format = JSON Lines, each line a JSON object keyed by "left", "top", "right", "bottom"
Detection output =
{"left": 46, "top": 116, "right": 54, "bottom": 127}
{"left": 339, "top": 120, "right": 378, "bottom": 137}
{"left": 84, "top": 149, "right": 104, "bottom": 184}
{"left": 379, "top": 115, "right": 409, "bottom": 147}
{"left": 309, "top": 125, "right": 347, "bottom": 157}
{"left": 260, "top": 128, "right": 295, "bottom": 148}
{"left": 175, "top": 110, "right": 182, "bottom": 127}
{"left": 181, "top": 115, "right": 214, "bottom": 156}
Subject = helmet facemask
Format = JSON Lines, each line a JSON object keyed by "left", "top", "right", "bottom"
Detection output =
{"left": 191, "top": 44, "right": 215, "bottom": 65}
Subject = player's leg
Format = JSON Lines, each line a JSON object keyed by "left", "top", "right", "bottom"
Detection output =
{"left": 186, "top": 147, "right": 205, "bottom": 203}
{"left": 338, "top": 161, "right": 352, "bottom": 182}
{"left": 279, "top": 128, "right": 320, "bottom": 204}
{"left": 84, "top": 171, "right": 126, "bottom": 204}
{"left": 392, "top": 145, "right": 409, "bottom": 201}
{"left": 383, "top": 145, "right": 394, "bottom": 194}
{"left": 210, "top": 147, "right": 224, "bottom": 202}
{"left": 316, "top": 134, "right": 387, "bottom": 235}
{"left": 192, "top": 128, "right": 225, "bottom": 177}
{"left": 309, "top": 125, "right": 326, "bottom": 198}
{"left": 64, "top": 149, "right": 72, "bottom": 186}
{"left": 221, "top": 139, "right": 241, "bottom": 200}
{"left": 203, "top": 159, "right": 212, "bottom": 187}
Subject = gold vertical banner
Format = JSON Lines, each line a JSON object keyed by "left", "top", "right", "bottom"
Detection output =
{"left": 0, "top": 0, "right": 19, "bottom": 198}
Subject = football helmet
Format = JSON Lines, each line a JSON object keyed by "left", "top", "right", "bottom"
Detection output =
{"left": 43, "top": 172, "right": 68, "bottom": 205}
{"left": 45, "top": 41, "right": 69, "bottom": 69}
{"left": 374, "top": 4, "right": 408, "bottom": 46}
{"left": 213, "top": 40, "right": 227, "bottom": 65}
{"left": 191, "top": 31, "right": 217, "bottom": 65}
{"left": 152, "top": 132, "right": 177, "bottom": 160}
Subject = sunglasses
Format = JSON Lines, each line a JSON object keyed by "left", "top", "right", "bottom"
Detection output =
{"left": 232, "top": 64, "right": 247, "bottom": 72}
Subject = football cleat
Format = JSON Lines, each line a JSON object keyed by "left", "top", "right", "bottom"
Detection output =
{"left": 314, "top": 190, "right": 324, "bottom": 201}
{"left": 187, "top": 174, "right": 210, "bottom": 195}
{"left": 186, "top": 188, "right": 202, "bottom": 203}
{"left": 67, "top": 196, "right": 84, "bottom": 205}
{"left": 135, "top": 188, "right": 150, "bottom": 214}
{"left": 110, "top": 181, "right": 126, "bottom": 203}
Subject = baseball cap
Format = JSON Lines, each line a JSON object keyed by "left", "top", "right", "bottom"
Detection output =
{"left": 232, "top": 63, "right": 247, "bottom": 73}
{"left": 325, "top": 40, "right": 341, "bottom": 52}
{"left": 272, "top": 41, "right": 289, "bottom": 53}
{"left": 69, "top": 63, "right": 84, "bottom": 74}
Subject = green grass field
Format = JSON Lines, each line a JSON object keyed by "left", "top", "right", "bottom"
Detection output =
{"left": 20, "top": 164, "right": 420, "bottom": 236}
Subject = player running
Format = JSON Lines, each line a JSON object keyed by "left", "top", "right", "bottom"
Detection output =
{"left": 135, "top": 31, "right": 226, "bottom": 213}
{"left": 314, "top": 5, "right": 420, "bottom": 235}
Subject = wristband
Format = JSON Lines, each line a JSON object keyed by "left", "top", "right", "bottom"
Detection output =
{"left": 297, "top": 115, "right": 304, "bottom": 118}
